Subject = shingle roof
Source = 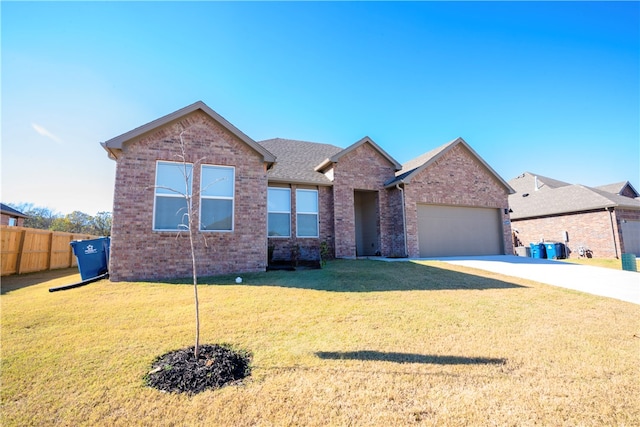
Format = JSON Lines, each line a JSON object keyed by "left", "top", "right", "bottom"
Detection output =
{"left": 315, "top": 136, "right": 402, "bottom": 172}
{"left": 0, "top": 203, "right": 28, "bottom": 218}
{"left": 508, "top": 173, "right": 640, "bottom": 219}
{"left": 258, "top": 138, "right": 343, "bottom": 185}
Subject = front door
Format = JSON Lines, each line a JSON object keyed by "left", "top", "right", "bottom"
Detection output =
{"left": 354, "top": 190, "right": 380, "bottom": 256}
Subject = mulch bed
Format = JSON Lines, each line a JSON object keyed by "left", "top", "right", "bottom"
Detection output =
{"left": 145, "top": 344, "right": 252, "bottom": 394}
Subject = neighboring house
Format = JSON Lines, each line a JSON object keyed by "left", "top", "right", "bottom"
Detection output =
{"left": 101, "top": 101, "right": 515, "bottom": 281}
{"left": 1, "top": 203, "right": 28, "bottom": 227}
{"left": 508, "top": 172, "right": 640, "bottom": 257}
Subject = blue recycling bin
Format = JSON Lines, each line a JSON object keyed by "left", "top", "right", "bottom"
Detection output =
{"left": 530, "top": 243, "right": 546, "bottom": 259}
{"left": 70, "top": 237, "right": 110, "bottom": 281}
{"left": 545, "top": 242, "right": 565, "bottom": 259}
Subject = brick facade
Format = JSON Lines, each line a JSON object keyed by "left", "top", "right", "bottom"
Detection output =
{"left": 402, "top": 144, "right": 513, "bottom": 258}
{"left": 331, "top": 142, "right": 403, "bottom": 258}
{"left": 109, "top": 110, "right": 269, "bottom": 281}
{"left": 1, "top": 214, "right": 25, "bottom": 227}
{"left": 105, "top": 103, "right": 515, "bottom": 280}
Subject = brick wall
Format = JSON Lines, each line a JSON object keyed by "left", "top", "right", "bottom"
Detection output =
{"left": 109, "top": 110, "right": 269, "bottom": 281}
{"left": 331, "top": 142, "right": 402, "bottom": 258}
{"left": 402, "top": 144, "right": 513, "bottom": 257}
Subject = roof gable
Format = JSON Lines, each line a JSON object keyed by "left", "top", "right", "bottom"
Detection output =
{"left": 595, "top": 181, "right": 639, "bottom": 198}
{"left": 386, "top": 137, "right": 514, "bottom": 193}
{"left": 315, "top": 136, "right": 402, "bottom": 172}
{"left": 101, "top": 101, "right": 276, "bottom": 163}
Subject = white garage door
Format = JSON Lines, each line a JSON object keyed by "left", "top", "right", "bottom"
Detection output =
{"left": 417, "top": 204, "right": 503, "bottom": 257}
{"left": 620, "top": 220, "right": 640, "bottom": 256}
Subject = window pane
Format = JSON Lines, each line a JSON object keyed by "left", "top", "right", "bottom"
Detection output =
{"left": 268, "top": 188, "right": 290, "bottom": 212}
{"left": 297, "top": 213, "right": 318, "bottom": 237}
{"left": 200, "top": 199, "right": 233, "bottom": 231}
{"left": 296, "top": 190, "right": 318, "bottom": 213}
{"left": 268, "top": 213, "right": 290, "bottom": 237}
{"left": 156, "top": 162, "right": 192, "bottom": 195}
{"left": 201, "top": 166, "right": 234, "bottom": 197}
{"left": 155, "top": 196, "right": 189, "bottom": 230}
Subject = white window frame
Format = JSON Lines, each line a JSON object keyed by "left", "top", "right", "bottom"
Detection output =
{"left": 268, "top": 187, "right": 291, "bottom": 238}
{"left": 296, "top": 189, "right": 319, "bottom": 238}
{"left": 199, "top": 165, "right": 235, "bottom": 232}
{"left": 153, "top": 160, "right": 193, "bottom": 231}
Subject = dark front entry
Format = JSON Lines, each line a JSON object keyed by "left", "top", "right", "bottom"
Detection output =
{"left": 354, "top": 190, "right": 380, "bottom": 256}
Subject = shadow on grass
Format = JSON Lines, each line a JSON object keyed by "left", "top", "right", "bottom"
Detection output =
{"left": 184, "top": 259, "right": 527, "bottom": 292}
{"left": 1, "top": 268, "right": 80, "bottom": 295}
{"left": 316, "top": 350, "right": 507, "bottom": 365}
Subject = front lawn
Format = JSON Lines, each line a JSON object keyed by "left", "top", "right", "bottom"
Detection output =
{"left": 2, "top": 260, "right": 638, "bottom": 426}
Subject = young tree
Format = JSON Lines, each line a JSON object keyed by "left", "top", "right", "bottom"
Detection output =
{"left": 153, "top": 130, "right": 223, "bottom": 359}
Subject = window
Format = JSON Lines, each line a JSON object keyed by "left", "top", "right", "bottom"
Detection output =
{"left": 296, "top": 189, "right": 318, "bottom": 237}
{"left": 268, "top": 188, "right": 290, "bottom": 237}
{"left": 153, "top": 161, "right": 193, "bottom": 231}
{"left": 8, "top": 218, "right": 17, "bottom": 227}
{"left": 200, "top": 165, "right": 234, "bottom": 231}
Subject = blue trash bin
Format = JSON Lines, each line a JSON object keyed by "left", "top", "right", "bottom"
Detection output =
{"left": 70, "top": 237, "right": 110, "bottom": 281}
{"left": 530, "top": 243, "right": 547, "bottom": 259}
{"left": 545, "top": 242, "right": 565, "bottom": 259}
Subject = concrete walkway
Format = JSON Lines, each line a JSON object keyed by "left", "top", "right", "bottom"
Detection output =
{"left": 382, "top": 255, "right": 640, "bottom": 305}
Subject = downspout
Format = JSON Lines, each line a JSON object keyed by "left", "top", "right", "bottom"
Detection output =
{"left": 607, "top": 207, "right": 619, "bottom": 259}
{"left": 396, "top": 183, "right": 408, "bottom": 257}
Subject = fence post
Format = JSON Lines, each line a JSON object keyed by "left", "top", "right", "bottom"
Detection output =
{"left": 47, "top": 232, "right": 54, "bottom": 270}
{"left": 15, "top": 229, "right": 27, "bottom": 275}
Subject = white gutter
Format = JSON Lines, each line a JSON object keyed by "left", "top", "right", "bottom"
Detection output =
{"left": 396, "top": 183, "right": 408, "bottom": 257}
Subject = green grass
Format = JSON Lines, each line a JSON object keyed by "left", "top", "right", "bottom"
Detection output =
{"left": 2, "top": 260, "right": 639, "bottom": 426}
{"left": 561, "top": 257, "right": 639, "bottom": 271}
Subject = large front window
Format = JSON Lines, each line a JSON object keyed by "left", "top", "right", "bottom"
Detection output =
{"left": 153, "top": 161, "right": 193, "bottom": 231}
{"left": 296, "top": 189, "right": 318, "bottom": 237}
{"left": 268, "top": 187, "right": 291, "bottom": 237}
{"left": 200, "top": 165, "right": 234, "bottom": 231}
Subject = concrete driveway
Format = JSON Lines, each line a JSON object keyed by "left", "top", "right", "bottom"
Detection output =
{"left": 408, "top": 255, "right": 639, "bottom": 305}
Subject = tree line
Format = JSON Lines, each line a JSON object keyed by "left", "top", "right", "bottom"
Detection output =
{"left": 8, "top": 203, "right": 112, "bottom": 236}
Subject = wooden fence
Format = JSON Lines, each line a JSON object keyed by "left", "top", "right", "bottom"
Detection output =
{"left": 1, "top": 226, "right": 100, "bottom": 276}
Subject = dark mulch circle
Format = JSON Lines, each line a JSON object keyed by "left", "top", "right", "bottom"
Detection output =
{"left": 145, "top": 344, "right": 252, "bottom": 394}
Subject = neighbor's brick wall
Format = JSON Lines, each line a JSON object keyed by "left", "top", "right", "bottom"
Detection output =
{"left": 267, "top": 184, "right": 335, "bottom": 262}
{"left": 511, "top": 209, "right": 622, "bottom": 258}
{"left": 332, "top": 142, "right": 402, "bottom": 258}
{"left": 109, "top": 110, "right": 269, "bottom": 281}
{"left": 403, "top": 144, "right": 513, "bottom": 257}
{"left": 1, "top": 214, "right": 25, "bottom": 227}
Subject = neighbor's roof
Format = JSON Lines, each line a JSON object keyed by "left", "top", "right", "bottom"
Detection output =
{"left": 0, "top": 203, "right": 28, "bottom": 218}
{"left": 508, "top": 173, "right": 640, "bottom": 219}
{"left": 385, "top": 137, "right": 515, "bottom": 193}
{"left": 594, "top": 181, "right": 639, "bottom": 198}
{"left": 258, "top": 138, "right": 343, "bottom": 186}
{"left": 101, "top": 101, "right": 276, "bottom": 163}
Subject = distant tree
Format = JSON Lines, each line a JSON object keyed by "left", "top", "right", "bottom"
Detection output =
{"left": 10, "top": 204, "right": 61, "bottom": 230}
{"left": 91, "top": 211, "right": 112, "bottom": 236}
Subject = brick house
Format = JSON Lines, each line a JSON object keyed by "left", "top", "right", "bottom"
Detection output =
{"left": 102, "top": 101, "right": 515, "bottom": 281}
{"left": 508, "top": 172, "right": 640, "bottom": 258}
{"left": 1, "top": 203, "right": 27, "bottom": 227}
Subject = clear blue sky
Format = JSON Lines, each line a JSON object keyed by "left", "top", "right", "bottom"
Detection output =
{"left": 2, "top": 1, "right": 638, "bottom": 215}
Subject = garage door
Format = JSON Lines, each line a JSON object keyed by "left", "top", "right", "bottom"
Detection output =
{"left": 417, "top": 204, "right": 503, "bottom": 257}
{"left": 620, "top": 220, "right": 640, "bottom": 256}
